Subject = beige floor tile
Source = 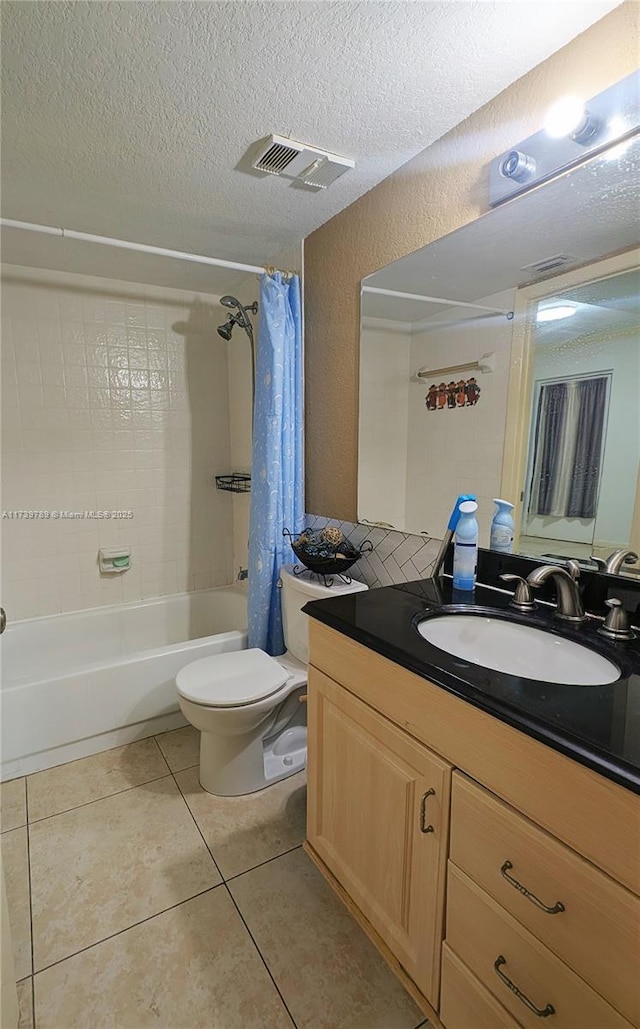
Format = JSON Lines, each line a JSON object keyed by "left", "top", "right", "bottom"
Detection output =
{"left": 34, "top": 888, "right": 293, "bottom": 1029}
{"left": 27, "top": 738, "right": 170, "bottom": 821}
{"left": 1, "top": 777, "right": 27, "bottom": 832}
{"left": 30, "top": 776, "right": 220, "bottom": 971}
{"left": 1, "top": 827, "right": 32, "bottom": 979}
{"left": 155, "top": 725, "right": 200, "bottom": 772}
{"left": 230, "top": 848, "right": 422, "bottom": 1029}
{"left": 17, "top": 979, "right": 34, "bottom": 1029}
{"left": 175, "top": 766, "right": 306, "bottom": 879}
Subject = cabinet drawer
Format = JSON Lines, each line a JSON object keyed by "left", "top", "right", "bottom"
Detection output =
{"left": 446, "top": 863, "right": 633, "bottom": 1029}
{"left": 440, "top": 942, "right": 521, "bottom": 1029}
{"left": 450, "top": 772, "right": 640, "bottom": 1026}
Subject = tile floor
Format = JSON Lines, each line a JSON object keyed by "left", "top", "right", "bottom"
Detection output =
{"left": 1, "top": 727, "right": 430, "bottom": 1029}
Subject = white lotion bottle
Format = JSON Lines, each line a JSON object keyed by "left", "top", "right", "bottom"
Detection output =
{"left": 452, "top": 500, "right": 479, "bottom": 591}
{"left": 490, "top": 498, "right": 515, "bottom": 554}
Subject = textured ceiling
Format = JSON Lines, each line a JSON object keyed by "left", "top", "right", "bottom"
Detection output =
{"left": 362, "top": 134, "right": 640, "bottom": 325}
{"left": 535, "top": 268, "right": 639, "bottom": 346}
{"left": 1, "top": 0, "right": 621, "bottom": 291}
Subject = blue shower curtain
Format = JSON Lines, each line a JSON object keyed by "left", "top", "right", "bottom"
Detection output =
{"left": 248, "top": 271, "right": 304, "bottom": 655}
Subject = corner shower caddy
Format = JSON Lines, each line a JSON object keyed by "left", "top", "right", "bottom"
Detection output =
{"left": 215, "top": 473, "right": 252, "bottom": 493}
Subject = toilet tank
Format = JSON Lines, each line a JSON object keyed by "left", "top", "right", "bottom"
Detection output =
{"left": 280, "top": 564, "right": 368, "bottom": 665}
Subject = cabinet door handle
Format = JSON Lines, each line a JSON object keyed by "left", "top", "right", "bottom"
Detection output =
{"left": 494, "top": 956, "right": 555, "bottom": 1018}
{"left": 500, "top": 861, "right": 565, "bottom": 914}
{"left": 419, "top": 789, "right": 435, "bottom": 833}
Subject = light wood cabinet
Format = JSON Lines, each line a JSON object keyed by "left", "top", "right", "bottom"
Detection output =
{"left": 440, "top": 943, "right": 521, "bottom": 1029}
{"left": 450, "top": 772, "right": 640, "bottom": 1025}
{"left": 306, "top": 621, "right": 640, "bottom": 1029}
{"left": 447, "top": 863, "right": 633, "bottom": 1029}
{"left": 307, "top": 667, "right": 451, "bottom": 1006}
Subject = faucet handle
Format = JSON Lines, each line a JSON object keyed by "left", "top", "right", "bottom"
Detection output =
{"left": 566, "top": 559, "right": 581, "bottom": 581}
{"left": 598, "top": 598, "right": 635, "bottom": 642}
{"left": 590, "top": 556, "right": 607, "bottom": 571}
{"left": 499, "top": 574, "right": 536, "bottom": 611}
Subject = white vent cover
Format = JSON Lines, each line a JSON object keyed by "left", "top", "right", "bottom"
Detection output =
{"left": 251, "top": 134, "right": 354, "bottom": 190}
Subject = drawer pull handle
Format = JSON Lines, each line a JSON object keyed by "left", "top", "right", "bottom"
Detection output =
{"left": 494, "top": 955, "right": 555, "bottom": 1018}
{"left": 419, "top": 789, "right": 435, "bottom": 833}
{"left": 500, "top": 861, "right": 565, "bottom": 915}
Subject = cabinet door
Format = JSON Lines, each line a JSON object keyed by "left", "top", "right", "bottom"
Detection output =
{"left": 307, "top": 667, "right": 452, "bottom": 1005}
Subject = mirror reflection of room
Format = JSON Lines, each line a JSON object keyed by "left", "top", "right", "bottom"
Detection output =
{"left": 358, "top": 135, "right": 640, "bottom": 570}
{"left": 520, "top": 268, "right": 640, "bottom": 563}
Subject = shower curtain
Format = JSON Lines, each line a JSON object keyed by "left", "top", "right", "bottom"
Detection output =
{"left": 248, "top": 271, "right": 304, "bottom": 655}
{"left": 529, "top": 375, "right": 608, "bottom": 519}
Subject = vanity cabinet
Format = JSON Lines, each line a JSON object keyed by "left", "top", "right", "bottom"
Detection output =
{"left": 305, "top": 620, "right": 640, "bottom": 1029}
{"left": 307, "top": 668, "right": 451, "bottom": 1005}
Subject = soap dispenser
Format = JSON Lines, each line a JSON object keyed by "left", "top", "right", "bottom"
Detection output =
{"left": 490, "top": 499, "right": 515, "bottom": 554}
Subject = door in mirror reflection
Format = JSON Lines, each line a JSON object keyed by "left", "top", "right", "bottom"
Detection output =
{"left": 519, "top": 268, "right": 639, "bottom": 561}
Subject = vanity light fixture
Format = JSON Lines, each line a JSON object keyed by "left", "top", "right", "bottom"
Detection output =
{"left": 544, "top": 96, "right": 601, "bottom": 146}
{"left": 536, "top": 304, "right": 577, "bottom": 323}
{"left": 489, "top": 70, "right": 639, "bottom": 206}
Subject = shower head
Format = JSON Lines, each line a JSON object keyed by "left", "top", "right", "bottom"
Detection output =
{"left": 221, "top": 295, "right": 259, "bottom": 317}
{"left": 217, "top": 297, "right": 258, "bottom": 342}
{"left": 217, "top": 315, "right": 236, "bottom": 341}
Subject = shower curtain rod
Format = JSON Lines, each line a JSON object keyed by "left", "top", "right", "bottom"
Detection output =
{"left": 0, "top": 218, "right": 268, "bottom": 276}
{"left": 362, "top": 285, "right": 513, "bottom": 318}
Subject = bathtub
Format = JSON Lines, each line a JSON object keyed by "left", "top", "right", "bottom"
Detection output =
{"left": 0, "top": 587, "right": 247, "bottom": 780}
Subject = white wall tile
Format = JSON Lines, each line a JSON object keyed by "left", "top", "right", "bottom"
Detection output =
{"left": 1, "top": 265, "right": 234, "bottom": 619}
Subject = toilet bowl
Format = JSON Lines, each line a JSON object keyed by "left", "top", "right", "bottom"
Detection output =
{"left": 176, "top": 564, "right": 368, "bottom": 796}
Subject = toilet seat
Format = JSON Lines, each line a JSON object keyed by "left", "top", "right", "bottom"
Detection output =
{"left": 176, "top": 648, "right": 290, "bottom": 708}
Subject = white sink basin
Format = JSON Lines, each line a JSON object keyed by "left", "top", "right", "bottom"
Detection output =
{"left": 417, "top": 615, "right": 620, "bottom": 686}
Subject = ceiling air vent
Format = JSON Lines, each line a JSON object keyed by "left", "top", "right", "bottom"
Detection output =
{"left": 253, "top": 138, "right": 304, "bottom": 175}
{"left": 250, "top": 134, "right": 354, "bottom": 190}
{"left": 521, "top": 254, "right": 575, "bottom": 276}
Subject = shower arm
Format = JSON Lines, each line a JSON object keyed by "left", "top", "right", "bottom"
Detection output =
{"left": 246, "top": 321, "right": 256, "bottom": 436}
{"left": 219, "top": 298, "right": 257, "bottom": 437}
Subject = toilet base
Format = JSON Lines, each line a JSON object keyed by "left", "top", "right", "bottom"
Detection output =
{"left": 197, "top": 692, "right": 307, "bottom": 797}
{"left": 263, "top": 725, "right": 307, "bottom": 783}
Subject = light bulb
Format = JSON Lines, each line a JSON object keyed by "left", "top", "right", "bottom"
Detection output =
{"left": 544, "top": 96, "right": 587, "bottom": 139}
{"left": 536, "top": 305, "right": 578, "bottom": 323}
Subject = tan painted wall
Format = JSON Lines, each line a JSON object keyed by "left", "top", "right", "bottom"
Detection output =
{"left": 304, "top": 2, "right": 639, "bottom": 520}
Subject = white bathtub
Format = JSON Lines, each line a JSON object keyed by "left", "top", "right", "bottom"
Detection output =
{"left": 0, "top": 587, "right": 247, "bottom": 779}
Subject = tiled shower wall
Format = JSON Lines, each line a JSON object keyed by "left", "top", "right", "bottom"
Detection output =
{"left": 1, "top": 266, "right": 234, "bottom": 620}
{"left": 305, "top": 514, "right": 440, "bottom": 588}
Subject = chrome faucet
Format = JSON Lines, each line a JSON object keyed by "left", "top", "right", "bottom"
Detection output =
{"left": 601, "top": 549, "right": 639, "bottom": 575}
{"left": 526, "top": 562, "right": 586, "bottom": 624}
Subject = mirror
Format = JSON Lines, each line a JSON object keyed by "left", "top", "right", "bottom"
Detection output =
{"left": 520, "top": 268, "right": 639, "bottom": 566}
{"left": 358, "top": 132, "right": 640, "bottom": 576}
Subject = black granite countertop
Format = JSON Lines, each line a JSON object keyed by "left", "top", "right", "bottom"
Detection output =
{"left": 303, "top": 577, "right": 640, "bottom": 794}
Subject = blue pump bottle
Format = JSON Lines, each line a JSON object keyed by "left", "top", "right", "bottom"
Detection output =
{"left": 453, "top": 500, "right": 479, "bottom": 591}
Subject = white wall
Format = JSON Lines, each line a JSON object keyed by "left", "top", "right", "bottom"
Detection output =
{"left": 531, "top": 328, "right": 640, "bottom": 548}
{"left": 1, "top": 265, "right": 234, "bottom": 620}
{"left": 358, "top": 324, "right": 411, "bottom": 529}
{"left": 404, "top": 290, "right": 515, "bottom": 543}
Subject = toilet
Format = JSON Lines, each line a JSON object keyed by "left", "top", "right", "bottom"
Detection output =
{"left": 176, "top": 564, "right": 368, "bottom": 796}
